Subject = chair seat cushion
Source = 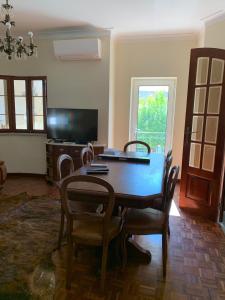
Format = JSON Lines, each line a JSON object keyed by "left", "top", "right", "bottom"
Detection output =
{"left": 69, "top": 200, "right": 99, "bottom": 213}
{"left": 72, "top": 216, "right": 122, "bottom": 244}
{"left": 124, "top": 208, "right": 166, "bottom": 235}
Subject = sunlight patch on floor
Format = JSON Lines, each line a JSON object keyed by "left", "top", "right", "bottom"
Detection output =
{"left": 169, "top": 199, "right": 181, "bottom": 217}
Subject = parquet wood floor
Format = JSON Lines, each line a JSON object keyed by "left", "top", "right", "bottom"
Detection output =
{"left": 2, "top": 175, "right": 225, "bottom": 300}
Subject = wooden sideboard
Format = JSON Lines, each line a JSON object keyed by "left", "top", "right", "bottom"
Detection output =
{"left": 46, "top": 142, "right": 105, "bottom": 182}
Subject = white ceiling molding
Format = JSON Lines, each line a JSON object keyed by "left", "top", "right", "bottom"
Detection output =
{"left": 203, "top": 10, "right": 225, "bottom": 27}
{"left": 114, "top": 31, "right": 199, "bottom": 42}
{"left": 37, "top": 26, "right": 111, "bottom": 40}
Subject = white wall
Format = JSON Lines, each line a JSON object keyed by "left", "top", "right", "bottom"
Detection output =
{"left": 203, "top": 17, "right": 225, "bottom": 49}
{"left": 0, "top": 134, "right": 47, "bottom": 173}
{"left": 113, "top": 35, "right": 198, "bottom": 168}
{"left": 0, "top": 32, "right": 110, "bottom": 173}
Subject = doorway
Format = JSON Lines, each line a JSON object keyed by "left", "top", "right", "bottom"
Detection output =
{"left": 129, "top": 77, "right": 177, "bottom": 153}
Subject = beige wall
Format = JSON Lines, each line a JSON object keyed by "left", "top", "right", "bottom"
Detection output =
{"left": 108, "top": 36, "right": 116, "bottom": 147}
{"left": 113, "top": 35, "right": 198, "bottom": 167}
{"left": 0, "top": 30, "right": 201, "bottom": 174}
{"left": 204, "top": 17, "right": 225, "bottom": 49}
{"left": 0, "top": 34, "right": 110, "bottom": 173}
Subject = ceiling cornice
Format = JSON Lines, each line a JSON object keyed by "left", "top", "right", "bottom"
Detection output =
{"left": 114, "top": 31, "right": 198, "bottom": 42}
{"left": 36, "top": 26, "right": 111, "bottom": 40}
{"left": 203, "top": 10, "right": 225, "bottom": 27}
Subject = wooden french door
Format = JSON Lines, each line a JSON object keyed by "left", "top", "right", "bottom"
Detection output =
{"left": 180, "top": 48, "right": 225, "bottom": 221}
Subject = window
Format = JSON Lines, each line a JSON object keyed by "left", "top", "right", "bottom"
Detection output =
{"left": 0, "top": 76, "right": 47, "bottom": 133}
{"left": 0, "top": 79, "right": 9, "bottom": 129}
{"left": 129, "top": 77, "right": 176, "bottom": 153}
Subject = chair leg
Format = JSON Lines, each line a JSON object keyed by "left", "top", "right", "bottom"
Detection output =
{"left": 162, "top": 230, "right": 168, "bottom": 278}
{"left": 121, "top": 232, "right": 128, "bottom": 270}
{"left": 74, "top": 243, "right": 79, "bottom": 258}
{"left": 168, "top": 224, "right": 170, "bottom": 236}
{"left": 66, "top": 239, "right": 73, "bottom": 289}
{"left": 114, "top": 236, "right": 121, "bottom": 266}
{"left": 100, "top": 243, "right": 109, "bottom": 292}
{"left": 58, "top": 210, "right": 65, "bottom": 249}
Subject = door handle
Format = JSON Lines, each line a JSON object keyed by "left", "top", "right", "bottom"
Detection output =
{"left": 185, "top": 127, "right": 199, "bottom": 144}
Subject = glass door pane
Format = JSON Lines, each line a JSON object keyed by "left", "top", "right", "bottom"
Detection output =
{"left": 193, "top": 88, "right": 206, "bottom": 114}
{"left": 32, "top": 80, "right": 44, "bottom": 130}
{"left": 207, "top": 86, "right": 222, "bottom": 114}
{"left": 0, "top": 79, "right": 9, "bottom": 129}
{"left": 14, "top": 80, "right": 27, "bottom": 130}
{"left": 189, "top": 56, "right": 224, "bottom": 173}
{"left": 210, "top": 59, "right": 224, "bottom": 84}
{"left": 189, "top": 143, "right": 201, "bottom": 168}
{"left": 196, "top": 57, "right": 209, "bottom": 85}
{"left": 202, "top": 145, "right": 216, "bottom": 172}
{"left": 136, "top": 85, "right": 168, "bottom": 152}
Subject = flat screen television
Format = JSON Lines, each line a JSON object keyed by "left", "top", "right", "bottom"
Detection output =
{"left": 47, "top": 108, "right": 98, "bottom": 143}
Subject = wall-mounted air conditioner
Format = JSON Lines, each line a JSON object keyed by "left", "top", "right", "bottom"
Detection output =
{"left": 53, "top": 38, "right": 102, "bottom": 61}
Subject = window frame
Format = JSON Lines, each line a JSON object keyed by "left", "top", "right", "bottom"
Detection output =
{"left": 129, "top": 77, "right": 177, "bottom": 154}
{"left": 0, "top": 75, "right": 47, "bottom": 133}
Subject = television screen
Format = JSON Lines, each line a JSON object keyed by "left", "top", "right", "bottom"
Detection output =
{"left": 47, "top": 108, "right": 98, "bottom": 143}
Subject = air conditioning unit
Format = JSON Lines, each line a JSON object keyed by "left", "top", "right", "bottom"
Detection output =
{"left": 53, "top": 38, "right": 102, "bottom": 61}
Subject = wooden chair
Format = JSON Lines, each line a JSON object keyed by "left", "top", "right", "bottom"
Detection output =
{"left": 57, "top": 154, "right": 74, "bottom": 180}
{"left": 149, "top": 150, "right": 173, "bottom": 212}
{"left": 0, "top": 161, "right": 7, "bottom": 189}
{"left": 87, "top": 142, "right": 95, "bottom": 157}
{"left": 163, "top": 150, "right": 173, "bottom": 236}
{"left": 81, "top": 147, "right": 94, "bottom": 166}
{"left": 59, "top": 175, "right": 123, "bottom": 290}
{"left": 57, "top": 154, "right": 75, "bottom": 249}
{"left": 123, "top": 140, "right": 151, "bottom": 154}
{"left": 166, "top": 149, "right": 172, "bottom": 160}
{"left": 121, "top": 165, "right": 179, "bottom": 277}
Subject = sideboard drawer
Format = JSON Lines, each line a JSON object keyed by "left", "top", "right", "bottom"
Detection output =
{"left": 46, "top": 143, "right": 105, "bottom": 183}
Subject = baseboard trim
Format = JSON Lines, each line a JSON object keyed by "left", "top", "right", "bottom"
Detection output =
{"left": 8, "top": 173, "right": 46, "bottom": 178}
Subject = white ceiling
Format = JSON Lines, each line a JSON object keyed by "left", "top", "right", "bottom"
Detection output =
{"left": 3, "top": 0, "right": 225, "bottom": 36}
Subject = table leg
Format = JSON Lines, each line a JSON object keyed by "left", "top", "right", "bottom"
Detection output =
{"left": 127, "top": 236, "right": 151, "bottom": 264}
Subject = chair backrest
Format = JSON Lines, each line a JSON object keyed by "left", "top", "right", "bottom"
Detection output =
{"left": 164, "top": 165, "right": 180, "bottom": 216}
{"left": 81, "top": 147, "right": 94, "bottom": 166}
{"left": 123, "top": 140, "right": 151, "bottom": 154}
{"left": 166, "top": 149, "right": 172, "bottom": 160}
{"left": 59, "top": 175, "right": 116, "bottom": 240}
{"left": 57, "top": 154, "right": 74, "bottom": 180}
{"left": 163, "top": 153, "right": 173, "bottom": 192}
{"left": 87, "top": 142, "right": 95, "bottom": 156}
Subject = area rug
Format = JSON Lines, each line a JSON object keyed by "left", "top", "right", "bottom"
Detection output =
{"left": 0, "top": 193, "right": 61, "bottom": 299}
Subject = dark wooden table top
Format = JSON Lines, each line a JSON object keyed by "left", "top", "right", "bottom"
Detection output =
{"left": 67, "top": 153, "right": 165, "bottom": 208}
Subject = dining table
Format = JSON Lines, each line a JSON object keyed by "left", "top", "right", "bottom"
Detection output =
{"left": 66, "top": 152, "right": 165, "bottom": 263}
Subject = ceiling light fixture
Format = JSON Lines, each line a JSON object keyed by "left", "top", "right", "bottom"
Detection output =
{"left": 0, "top": 0, "right": 37, "bottom": 60}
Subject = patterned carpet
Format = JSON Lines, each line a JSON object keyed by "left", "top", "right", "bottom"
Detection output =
{"left": 0, "top": 193, "right": 60, "bottom": 299}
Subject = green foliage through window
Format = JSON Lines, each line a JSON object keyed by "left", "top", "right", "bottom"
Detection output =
{"left": 136, "top": 91, "right": 168, "bottom": 152}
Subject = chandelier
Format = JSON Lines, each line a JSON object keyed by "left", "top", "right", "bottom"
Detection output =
{"left": 0, "top": 0, "right": 37, "bottom": 60}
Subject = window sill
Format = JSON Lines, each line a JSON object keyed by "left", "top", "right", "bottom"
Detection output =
{"left": 0, "top": 132, "right": 47, "bottom": 137}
